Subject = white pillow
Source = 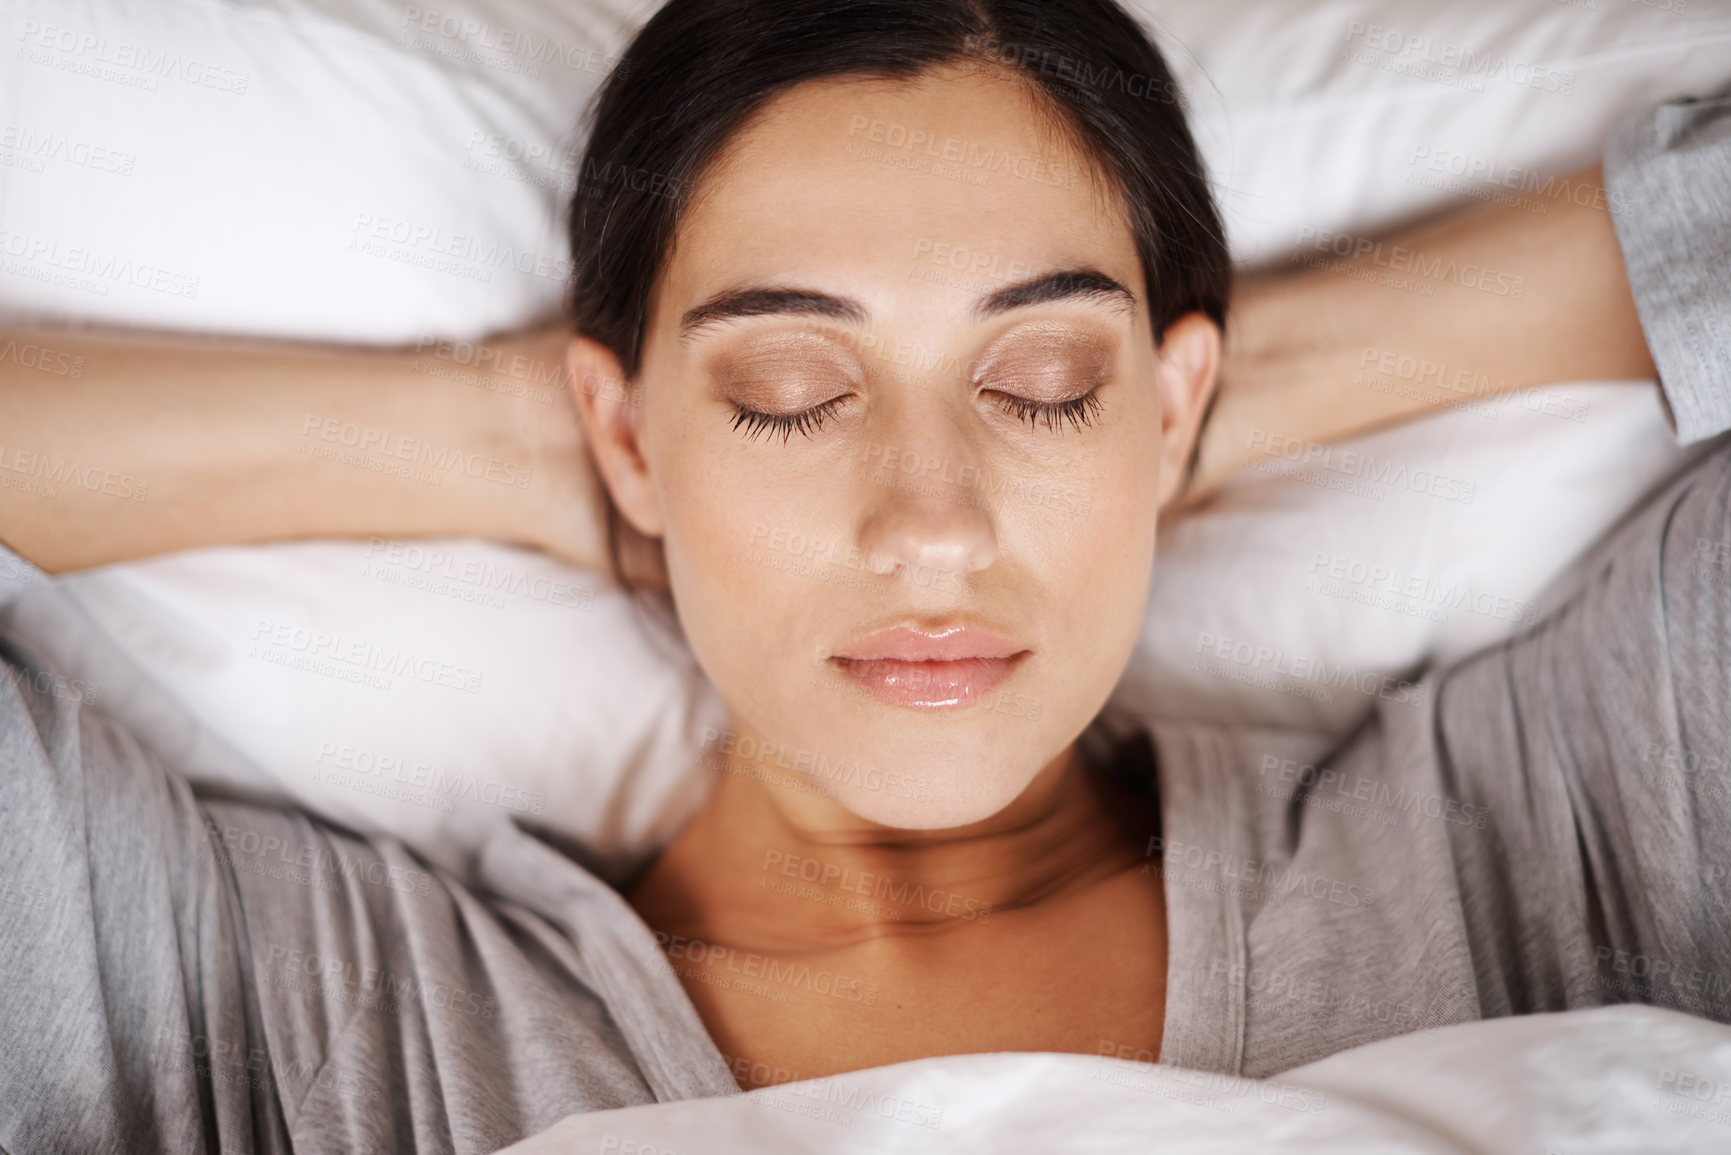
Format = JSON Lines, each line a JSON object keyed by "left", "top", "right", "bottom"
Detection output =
{"left": 1, "top": 543, "right": 727, "bottom": 881}
{"left": 0, "top": 0, "right": 649, "bottom": 340}
{"left": 1149, "top": 0, "right": 1731, "bottom": 266}
{"left": 3, "top": 0, "right": 1728, "bottom": 876}
{"left": 1116, "top": 379, "right": 1697, "bottom": 733}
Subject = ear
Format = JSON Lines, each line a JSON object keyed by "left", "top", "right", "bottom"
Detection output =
{"left": 1152, "top": 312, "right": 1222, "bottom": 511}
{"left": 565, "top": 336, "right": 665, "bottom": 539}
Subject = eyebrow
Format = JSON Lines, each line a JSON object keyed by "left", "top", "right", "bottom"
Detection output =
{"left": 974, "top": 269, "right": 1136, "bottom": 322}
{"left": 679, "top": 288, "right": 867, "bottom": 339}
{"left": 677, "top": 268, "right": 1136, "bottom": 339}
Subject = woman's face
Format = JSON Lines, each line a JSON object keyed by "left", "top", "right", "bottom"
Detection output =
{"left": 575, "top": 64, "right": 1218, "bottom": 830}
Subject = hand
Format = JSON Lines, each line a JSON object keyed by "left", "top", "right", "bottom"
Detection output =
{"left": 0, "top": 321, "right": 614, "bottom": 575}
{"left": 487, "top": 323, "right": 612, "bottom": 573}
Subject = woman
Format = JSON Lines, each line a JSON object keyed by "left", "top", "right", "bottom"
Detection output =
{"left": 1, "top": 0, "right": 1726, "bottom": 1151}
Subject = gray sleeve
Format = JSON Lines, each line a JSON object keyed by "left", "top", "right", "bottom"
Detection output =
{"left": 0, "top": 603, "right": 289, "bottom": 1152}
{"left": 1605, "top": 89, "right": 1731, "bottom": 445}
{"left": 0, "top": 541, "right": 45, "bottom": 613}
{"left": 0, "top": 542, "right": 672, "bottom": 1153}
{"left": 1432, "top": 434, "right": 1731, "bottom": 1020}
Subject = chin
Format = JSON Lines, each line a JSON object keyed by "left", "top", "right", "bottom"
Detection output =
{"left": 824, "top": 747, "right": 1040, "bottom": 831}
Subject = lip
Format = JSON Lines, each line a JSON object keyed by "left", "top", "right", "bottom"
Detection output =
{"left": 829, "top": 623, "right": 1028, "bottom": 709}
{"left": 833, "top": 623, "right": 1023, "bottom": 662}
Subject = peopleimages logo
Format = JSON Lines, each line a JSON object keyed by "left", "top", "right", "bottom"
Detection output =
{"left": 300, "top": 413, "right": 533, "bottom": 488}
{"left": 1144, "top": 834, "right": 1378, "bottom": 910}
{"left": 0, "top": 336, "right": 85, "bottom": 378}
{"left": 1258, "top": 755, "right": 1491, "bottom": 830}
{"left": 1342, "top": 21, "right": 1576, "bottom": 95}
{"left": 652, "top": 930, "right": 881, "bottom": 1006}
{"left": 203, "top": 819, "right": 435, "bottom": 897}
{"left": 1297, "top": 227, "right": 1526, "bottom": 298}
{"left": 16, "top": 20, "right": 252, "bottom": 94}
{"left": 347, "top": 212, "right": 573, "bottom": 283}
{"left": 762, "top": 849, "right": 994, "bottom": 922}
{"left": 1247, "top": 428, "right": 1478, "bottom": 506}
{"left": 248, "top": 617, "right": 485, "bottom": 694}
{"left": 847, "top": 116, "right": 1077, "bottom": 187}
{"left": 0, "top": 124, "right": 136, "bottom": 175}
{"left": 399, "top": 7, "right": 625, "bottom": 77}
{"left": 0, "top": 442, "right": 148, "bottom": 501}
{"left": 1191, "top": 631, "right": 1428, "bottom": 708}
{"left": 0, "top": 229, "right": 200, "bottom": 299}
{"left": 700, "top": 727, "right": 932, "bottom": 802}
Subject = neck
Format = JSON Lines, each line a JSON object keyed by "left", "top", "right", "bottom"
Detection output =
{"left": 628, "top": 732, "right": 1157, "bottom": 952}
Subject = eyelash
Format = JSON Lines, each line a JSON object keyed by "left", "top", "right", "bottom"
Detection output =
{"left": 728, "top": 386, "right": 1104, "bottom": 442}
{"left": 990, "top": 387, "right": 1104, "bottom": 433}
{"left": 729, "top": 396, "right": 849, "bottom": 443}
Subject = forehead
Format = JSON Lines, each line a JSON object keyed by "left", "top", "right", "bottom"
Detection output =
{"left": 658, "top": 64, "right": 1140, "bottom": 327}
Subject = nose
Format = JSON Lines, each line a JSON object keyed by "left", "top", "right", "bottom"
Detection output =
{"left": 855, "top": 447, "right": 998, "bottom": 582}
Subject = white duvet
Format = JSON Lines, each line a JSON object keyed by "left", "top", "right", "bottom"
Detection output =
{"left": 503, "top": 1006, "right": 1731, "bottom": 1154}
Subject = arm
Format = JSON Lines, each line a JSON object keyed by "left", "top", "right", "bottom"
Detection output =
{"left": 0, "top": 324, "right": 608, "bottom": 574}
{"left": 1184, "top": 164, "right": 1657, "bottom": 504}
{"left": 0, "top": 549, "right": 690, "bottom": 1150}
{"left": 1323, "top": 94, "right": 1731, "bottom": 1023}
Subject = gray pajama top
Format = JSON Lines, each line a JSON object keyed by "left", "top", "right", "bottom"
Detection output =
{"left": 2, "top": 91, "right": 1731, "bottom": 1152}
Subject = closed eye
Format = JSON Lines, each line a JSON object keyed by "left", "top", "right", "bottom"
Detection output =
{"left": 728, "top": 395, "right": 850, "bottom": 442}
{"left": 988, "top": 387, "right": 1103, "bottom": 432}
{"left": 726, "top": 385, "right": 1104, "bottom": 441}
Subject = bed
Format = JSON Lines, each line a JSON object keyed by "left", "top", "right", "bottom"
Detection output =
{"left": 4, "top": 0, "right": 1731, "bottom": 1149}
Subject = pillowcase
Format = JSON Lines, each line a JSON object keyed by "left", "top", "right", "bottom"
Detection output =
{"left": 2, "top": 0, "right": 1727, "bottom": 878}
{"left": 1116, "top": 379, "right": 1695, "bottom": 733}
{"left": 1, "top": 541, "right": 727, "bottom": 881}
{"left": 0, "top": 0, "right": 645, "bottom": 340}
{"left": 1152, "top": 0, "right": 1731, "bottom": 266}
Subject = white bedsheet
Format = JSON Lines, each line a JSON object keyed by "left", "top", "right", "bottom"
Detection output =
{"left": 499, "top": 1005, "right": 1731, "bottom": 1154}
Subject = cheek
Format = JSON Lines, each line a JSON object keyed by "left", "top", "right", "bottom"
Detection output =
{"left": 660, "top": 459, "right": 774, "bottom": 631}
{"left": 1024, "top": 371, "right": 1164, "bottom": 590}
{"left": 1021, "top": 442, "right": 1162, "bottom": 692}
{"left": 653, "top": 434, "right": 833, "bottom": 713}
